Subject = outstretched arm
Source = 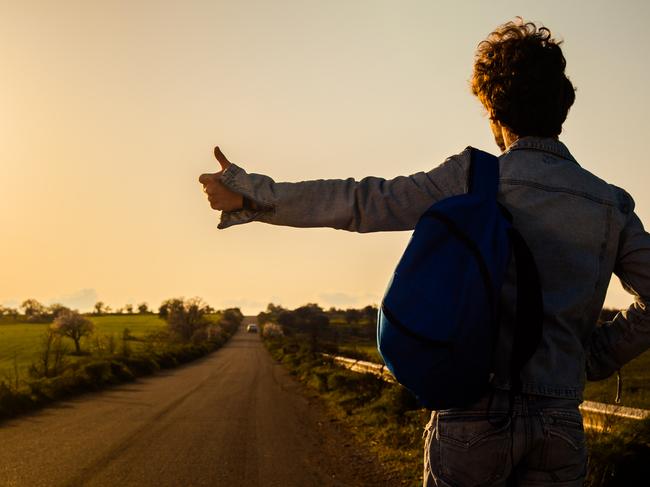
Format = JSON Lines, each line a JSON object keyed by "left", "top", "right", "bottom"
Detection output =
{"left": 199, "top": 146, "right": 470, "bottom": 233}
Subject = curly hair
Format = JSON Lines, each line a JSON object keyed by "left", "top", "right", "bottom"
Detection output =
{"left": 471, "top": 18, "right": 575, "bottom": 137}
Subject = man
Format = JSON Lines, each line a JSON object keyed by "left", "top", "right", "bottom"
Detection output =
{"left": 199, "top": 18, "right": 650, "bottom": 486}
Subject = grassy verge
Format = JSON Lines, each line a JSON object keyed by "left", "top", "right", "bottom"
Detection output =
{"left": 0, "top": 318, "right": 239, "bottom": 421}
{"left": 585, "top": 419, "right": 650, "bottom": 486}
{"left": 264, "top": 334, "right": 428, "bottom": 486}
{"left": 263, "top": 333, "right": 650, "bottom": 487}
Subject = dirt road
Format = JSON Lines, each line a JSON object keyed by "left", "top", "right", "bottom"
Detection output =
{"left": 0, "top": 330, "right": 392, "bottom": 487}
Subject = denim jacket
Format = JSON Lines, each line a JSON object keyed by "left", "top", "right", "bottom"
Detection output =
{"left": 217, "top": 137, "right": 650, "bottom": 400}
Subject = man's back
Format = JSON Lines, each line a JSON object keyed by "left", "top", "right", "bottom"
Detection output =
{"left": 493, "top": 137, "right": 639, "bottom": 397}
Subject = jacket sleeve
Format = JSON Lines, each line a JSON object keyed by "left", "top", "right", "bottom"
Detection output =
{"left": 586, "top": 193, "right": 650, "bottom": 380}
{"left": 216, "top": 148, "right": 470, "bottom": 233}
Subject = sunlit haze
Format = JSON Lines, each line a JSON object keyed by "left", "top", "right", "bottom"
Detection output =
{"left": 2, "top": 0, "right": 649, "bottom": 314}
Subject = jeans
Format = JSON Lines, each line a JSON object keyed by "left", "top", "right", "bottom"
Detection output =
{"left": 423, "top": 391, "right": 587, "bottom": 487}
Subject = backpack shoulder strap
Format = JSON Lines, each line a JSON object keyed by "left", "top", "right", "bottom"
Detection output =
{"left": 471, "top": 147, "right": 543, "bottom": 391}
{"left": 508, "top": 227, "right": 544, "bottom": 391}
{"left": 469, "top": 148, "right": 499, "bottom": 200}
{"left": 470, "top": 148, "right": 544, "bottom": 392}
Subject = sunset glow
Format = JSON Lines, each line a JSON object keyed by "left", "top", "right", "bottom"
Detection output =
{"left": 2, "top": 0, "right": 649, "bottom": 314}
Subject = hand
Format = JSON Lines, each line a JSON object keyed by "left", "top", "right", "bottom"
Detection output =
{"left": 199, "top": 146, "right": 244, "bottom": 212}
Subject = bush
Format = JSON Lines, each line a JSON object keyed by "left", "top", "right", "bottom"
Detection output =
{"left": 262, "top": 323, "right": 284, "bottom": 338}
{"left": 121, "top": 355, "right": 160, "bottom": 375}
{"left": 109, "top": 361, "right": 135, "bottom": 382}
{"left": 82, "top": 361, "right": 113, "bottom": 386}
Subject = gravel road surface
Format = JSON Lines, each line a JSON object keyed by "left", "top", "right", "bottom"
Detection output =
{"left": 0, "top": 329, "right": 393, "bottom": 487}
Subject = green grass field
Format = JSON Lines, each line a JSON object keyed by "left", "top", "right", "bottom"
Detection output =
{"left": 0, "top": 314, "right": 167, "bottom": 380}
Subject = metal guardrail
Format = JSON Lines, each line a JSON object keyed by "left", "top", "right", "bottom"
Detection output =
{"left": 323, "top": 354, "right": 650, "bottom": 431}
{"left": 322, "top": 354, "right": 396, "bottom": 383}
{"left": 580, "top": 400, "right": 650, "bottom": 431}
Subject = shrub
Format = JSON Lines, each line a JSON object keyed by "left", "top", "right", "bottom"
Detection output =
{"left": 82, "top": 361, "right": 112, "bottom": 386}
{"left": 121, "top": 356, "right": 159, "bottom": 375}
{"left": 262, "top": 322, "right": 284, "bottom": 338}
{"left": 109, "top": 361, "right": 135, "bottom": 382}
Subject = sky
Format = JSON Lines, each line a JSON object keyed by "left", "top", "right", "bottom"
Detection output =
{"left": 1, "top": 0, "right": 649, "bottom": 315}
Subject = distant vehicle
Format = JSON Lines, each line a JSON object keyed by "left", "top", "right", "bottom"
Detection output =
{"left": 246, "top": 324, "right": 258, "bottom": 333}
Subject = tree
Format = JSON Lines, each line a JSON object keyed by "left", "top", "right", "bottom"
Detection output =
{"left": 218, "top": 308, "right": 245, "bottom": 336}
{"left": 257, "top": 303, "right": 286, "bottom": 327}
{"left": 51, "top": 310, "right": 94, "bottom": 354}
{"left": 8, "top": 307, "right": 19, "bottom": 319}
{"left": 344, "top": 308, "right": 362, "bottom": 325}
{"left": 362, "top": 305, "right": 379, "bottom": 323}
{"left": 291, "top": 304, "right": 330, "bottom": 351}
{"left": 294, "top": 304, "right": 328, "bottom": 326}
{"left": 221, "top": 307, "right": 244, "bottom": 326}
{"left": 48, "top": 303, "right": 71, "bottom": 320}
{"left": 93, "top": 301, "right": 106, "bottom": 315}
{"left": 277, "top": 310, "right": 296, "bottom": 330}
{"left": 125, "top": 303, "right": 134, "bottom": 314}
{"left": 21, "top": 299, "right": 47, "bottom": 321}
{"left": 159, "top": 298, "right": 181, "bottom": 320}
{"left": 0, "top": 305, "right": 18, "bottom": 318}
{"left": 138, "top": 302, "right": 149, "bottom": 314}
{"left": 163, "top": 297, "right": 211, "bottom": 342}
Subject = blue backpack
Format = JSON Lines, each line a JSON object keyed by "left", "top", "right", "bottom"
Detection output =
{"left": 377, "top": 148, "right": 543, "bottom": 410}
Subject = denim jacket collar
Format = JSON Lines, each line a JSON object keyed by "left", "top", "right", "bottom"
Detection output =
{"left": 505, "top": 136, "right": 578, "bottom": 164}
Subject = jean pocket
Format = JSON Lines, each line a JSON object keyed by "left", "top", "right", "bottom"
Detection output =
{"left": 538, "top": 409, "right": 588, "bottom": 482}
{"left": 436, "top": 413, "right": 511, "bottom": 486}
{"left": 541, "top": 409, "right": 586, "bottom": 450}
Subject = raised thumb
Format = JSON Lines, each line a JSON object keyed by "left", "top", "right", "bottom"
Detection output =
{"left": 214, "top": 146, "right": 232, "bottom": 171}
